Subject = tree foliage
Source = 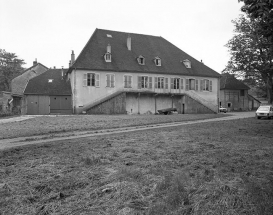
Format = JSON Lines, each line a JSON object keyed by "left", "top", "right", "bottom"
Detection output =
{"left": 0, "top": 49, "right": 25, "bottom": 91}
{"left": 239, "top": 0, "right": 273, "bottom": 42}
{"left": 225, "top": 14, "right": 273, "bottom": 103}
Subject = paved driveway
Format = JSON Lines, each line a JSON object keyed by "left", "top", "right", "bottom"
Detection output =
{"left": 0, "top": 112, "right": 256, "bottom": 150}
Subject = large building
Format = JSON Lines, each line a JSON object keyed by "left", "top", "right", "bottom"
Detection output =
{"left": 66, "top": 29, "right": 221, "bottom": 115}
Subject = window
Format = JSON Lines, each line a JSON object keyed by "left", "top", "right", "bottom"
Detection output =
{"left": 203, "top": 79, "right": 210, "bottom": 91}
{"left": 155, "top": 77, "right": 168, "bottom": 89}
{"left": 106, "top": 74, "right": 115, "bottom": 88}
{"left": 124, "top": 75, "right": 132, "bottom": 88}
{"left": 83, "top": 73, "right": 100, "bottom": 87}
{"left": 154, "top": 57, "right": 161, "bottom": 66}
{"left": 158, "top": 77, "right": 164, "bottom": 89}
{"left": 104, "top": 53, "right": 111, "bottom": 62}
{"left": 240, "top": 90, "right": 245, "bottom": 96}
{"left": 182, "top": 59, "right": 191, "bottom": 68}
{"left": 186, "top": 78, "right": 198, "bottom": 91}
{"left": 171, "top": 78, "right": 180, "bottom": 89}
{"left": 137, "top": 56, "right": 145, "bottom": 65}
{"left": 138, "top": 76, "right": 152, "bottom": 89}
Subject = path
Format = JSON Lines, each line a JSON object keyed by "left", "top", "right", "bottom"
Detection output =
{"left": 0, "top": 112, "right": 255, "bottom": 150}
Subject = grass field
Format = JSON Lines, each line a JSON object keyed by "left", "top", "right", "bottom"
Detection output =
{"left": 0, "top": 114, "right": 225, "bottom": 139}
{"left": 1, "top": 117, "right": 273, "bottom": 214}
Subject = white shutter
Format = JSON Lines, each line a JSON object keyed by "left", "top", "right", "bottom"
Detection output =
{"left": 165, "top": 78, "right": 168, "bottom": 89}
{"left": 209, "top": 80, "right": 212, "bottom": 92}
{"left": 95, "top": 73, "right": 100, "bottom": 87}
{"left": 181, "top": 78, "right": 183, "bottom": 89}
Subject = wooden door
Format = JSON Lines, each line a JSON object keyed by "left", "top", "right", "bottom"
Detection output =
{"left": 27, "top": 95, "right": 49, "bottom": 115}
{"left": 50, "top": 96, "right": 72, "bottom": 114}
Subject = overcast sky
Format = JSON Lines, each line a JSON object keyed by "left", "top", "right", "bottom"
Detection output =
{"left": 1, "top": 0, "right": 244, "bottom": 73}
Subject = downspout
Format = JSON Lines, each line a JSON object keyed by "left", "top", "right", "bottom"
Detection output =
{"left": 73, "top": 68, "right": 77, "bottom": 114}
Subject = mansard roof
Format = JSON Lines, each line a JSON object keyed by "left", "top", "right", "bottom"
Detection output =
{"left": 68, "top": 28, "right": 220, "bottom": 78}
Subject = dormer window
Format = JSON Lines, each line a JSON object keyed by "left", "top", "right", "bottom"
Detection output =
{"left": 48, "top": 79, "right": 53, "bottom": 83}
{"left": 104, "top": 44, "right": 111, "bottom": 62}
{"left": 104, "top": 53, "right": 111, "bottom": 62}
{"left": 154, "top": 57, "right": 161, "bottom": 66}
{"left": 182, "top": 59, "right": 191, "bottom": 68}
{"left": 137, "top": 55, "right": 145, "bottom": 65}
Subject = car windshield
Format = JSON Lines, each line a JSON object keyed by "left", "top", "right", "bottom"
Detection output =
{"left": 258, "top": 106, "right": 270, "bottom": 111}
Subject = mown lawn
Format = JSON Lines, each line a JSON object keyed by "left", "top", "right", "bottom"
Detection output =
{"left": 0, "top": 114, "right": 225, "bottom": 139}
{"left": 0, "top": 117, "right": 273, "bottom": 214}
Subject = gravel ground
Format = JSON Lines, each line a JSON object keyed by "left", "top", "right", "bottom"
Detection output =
{"left": 0, "top": 114, "right": 226, "bottom": 139}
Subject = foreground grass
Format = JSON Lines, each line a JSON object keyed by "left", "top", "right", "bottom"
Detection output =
{"left": 0, "top": 114, "right": 225, "bottom": 139}
{"left": 0, "top": 117, "right": 273, "bottom": 214}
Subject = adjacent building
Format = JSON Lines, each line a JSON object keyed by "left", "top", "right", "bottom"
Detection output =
{"left": 11, "top": 60, "right": 48, "bottom": 113}
{"left": 24, "top": 68, "right": 72, "bottom": 115}
{"left": 220, "top": 73, "right": 260, "bottom": 111}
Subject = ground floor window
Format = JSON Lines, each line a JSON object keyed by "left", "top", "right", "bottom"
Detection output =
{"left": 106, "top": 74, "right": 115, "bottom": 88}
{"left": 83, "top": 73, "right": 100, "bottom": 87}
{"left": 138, "top": 76, "right": 152, "bottom": 89}
{"left": 124, "top": 75, "right": 132, "bottom": 88}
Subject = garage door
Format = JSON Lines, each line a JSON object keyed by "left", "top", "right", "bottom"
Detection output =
{"left": 50, "top": 96, "right": 72, "bottom": 114}
{"left": 26, "top": 95, "right": 50, "bottom": 115}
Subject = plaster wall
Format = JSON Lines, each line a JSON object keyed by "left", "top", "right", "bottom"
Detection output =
{"left": 71, "top": 69, "right": 219, "bottom": 114}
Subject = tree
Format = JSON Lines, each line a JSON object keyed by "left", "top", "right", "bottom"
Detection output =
{"left": 239, "top": 0, "right": 273, "bottom": 43}
{"left": 0, "top": 49, "right": 25, "bottom": 91}
{"left": 225, "top": 14, "right": 273, "bottom": 103}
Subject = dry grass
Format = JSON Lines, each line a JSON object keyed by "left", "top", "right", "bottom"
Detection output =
{"left": 0, "top": 114, "right": 225, "bottom": 139}
{"left": 1, "top": 117, "right": 273, "bottom": 214}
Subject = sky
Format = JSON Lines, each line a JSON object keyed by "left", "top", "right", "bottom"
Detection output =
{"left": 0, "top": 0, "right": 244, "bottom": 73}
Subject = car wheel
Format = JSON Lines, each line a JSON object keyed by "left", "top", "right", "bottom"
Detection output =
{"left": 257, "top": 116, "right": 261, "bottom": 119}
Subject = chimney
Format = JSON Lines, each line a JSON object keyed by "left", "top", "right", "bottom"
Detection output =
{"left": 33, "top": 58, "right": 37, "bottom": 66}
{"left": 71, "top": 50, "right": 75, "bottom": 64}
{"left": 127, "top": 35, "right": 131, "bottom": 51}
{"left": 69, "top": 60, "right": 71, "bottom": 68}
{"left": 107, "top": 44, "right": 111, "bottom": 53}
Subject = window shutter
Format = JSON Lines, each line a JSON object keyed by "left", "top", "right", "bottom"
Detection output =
{"left": 181, "top": 78, "right": 183, "bottom": 89}
{"left": 95, "top": 73, "right": 100, "bottom": 87}
{"left": 129, "top": 76, "right": 132, "bottom": 88}
{"left": 209, "top": 80, "right": 212, "bottom": 92}
{"left": 112, "top": 75, "right": 115, "bottom": 87}
{"left": 195, "top": 80, "right": 198, "bottom": 91}
{"left": 138, "top": 76, "right": 142, "bottom": 89}
{"left": 106, "top": 74, "right": 110, "bottom": 87}
{"left": 83, "top": 73, "right": 87, "bottom": 87}
{"left": 200, "top": 80, "right": 203, "bottom": 91}
{"left": 171, "top": 78, "right": 174, "bottom": 89}
{"left": 165, "top": 78, "right": 168, "bottom": 89}
{"left": 149, "top": 77, "right": 152, "bottom": 89}
{"left": 186, "top": 79, "right": 189, "bottom": 91}
{"left": 124, "top": 75, "right": 127, "bottom": 88}
{"left": 155, "top": 77, "right": 158, "bottom": 89}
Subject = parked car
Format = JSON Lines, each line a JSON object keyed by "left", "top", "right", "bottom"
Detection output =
{"left": 219, "top": 106, "right": 227, "bottom": 113}
{"left": 256, "top": 105, "right": 273, "bottom": 119}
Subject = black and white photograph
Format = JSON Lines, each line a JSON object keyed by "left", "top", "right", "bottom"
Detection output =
{"left": 0, "top": 0, "right": 273, "bottom": 214}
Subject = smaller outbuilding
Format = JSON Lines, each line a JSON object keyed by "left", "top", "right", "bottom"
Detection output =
{"left": 11, "top": 60, "right": 48, "bottom": 113}
{"left": 24, "top": 68, "right": 72, "bottom": 115}
{"left": 220, "top": 73, "right": 260, "bottom": 111}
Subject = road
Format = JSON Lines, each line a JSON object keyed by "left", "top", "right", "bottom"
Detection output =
{"left": 0, "top": 112, "right": 255, "bottom": 150}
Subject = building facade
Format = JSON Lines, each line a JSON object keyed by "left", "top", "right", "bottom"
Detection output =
{"left": 67, "top": 29, "right": 221, "bottom": 114}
